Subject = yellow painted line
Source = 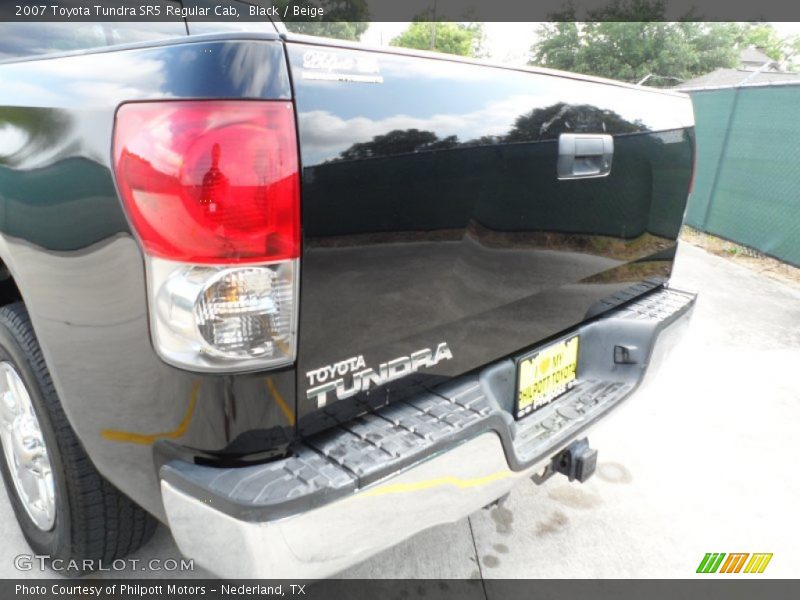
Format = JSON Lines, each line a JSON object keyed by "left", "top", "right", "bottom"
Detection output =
{"left": 360, "top": 470, "right": 511, "bottom": 498}
{"left": 101, "top": 381, "right": 201, "bottom": 445}
{"left": 266, "top": 377, "right": 295, "bottom": 426}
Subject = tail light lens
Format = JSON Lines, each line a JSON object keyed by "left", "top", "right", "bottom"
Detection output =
{"left": 113, "top": 101, "right": 300, "bottom": 372}
{"left": 114, "top": 101, "right": 299, "bottom": 264}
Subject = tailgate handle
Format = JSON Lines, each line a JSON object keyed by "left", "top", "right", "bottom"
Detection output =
{"left": 557, "top": 133, "right": 614, "bottom": 180}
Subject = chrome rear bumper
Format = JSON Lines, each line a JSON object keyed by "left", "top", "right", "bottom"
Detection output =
{"left": 161, "top": 285, "right": 695, "bottom": 579}
{"left": 163, "top": 432, "right": 535, "bottom": 578}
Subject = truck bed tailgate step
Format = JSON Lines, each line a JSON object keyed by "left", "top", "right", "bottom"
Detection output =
{"left": 160, "top": 286, "right": 695, "bottom": 522}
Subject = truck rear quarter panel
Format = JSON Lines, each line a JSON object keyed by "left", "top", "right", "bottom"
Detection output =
{"left": 0, "top": 37, "right": 295, "bottom": 519}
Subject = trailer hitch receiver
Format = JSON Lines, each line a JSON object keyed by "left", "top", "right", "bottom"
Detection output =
{"left": 531, "top": 438, "right": 598, "bottom": 484}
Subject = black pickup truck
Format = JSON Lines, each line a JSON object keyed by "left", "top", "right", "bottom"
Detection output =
{"left": 0, "top": 14, "right": 696, "bottom": 578}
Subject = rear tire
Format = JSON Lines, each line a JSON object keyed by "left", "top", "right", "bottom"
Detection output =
{"left": 0, "top": 302, "right": 156, "bottom": 575}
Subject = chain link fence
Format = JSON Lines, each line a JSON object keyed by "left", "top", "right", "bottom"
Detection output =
{"left": 685, "top": 84, "right": 800, "bottom": 267}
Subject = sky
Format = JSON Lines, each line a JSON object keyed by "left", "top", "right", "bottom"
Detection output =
{"left": 361, "top": 22, "right": 800, "bottom": 67}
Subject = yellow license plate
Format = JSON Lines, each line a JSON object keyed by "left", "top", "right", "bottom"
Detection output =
{"left": 516, "top": 335, "right": 580, "bottom": 419}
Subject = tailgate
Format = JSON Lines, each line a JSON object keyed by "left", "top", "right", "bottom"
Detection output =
{"left": 284, "top": 40, "right": 694, "bottom": 434}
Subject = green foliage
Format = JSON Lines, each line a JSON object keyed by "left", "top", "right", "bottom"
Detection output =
{"left": 277, "top": 1, "right": 369, "bottom": 41}
{"left": 734, "top": 23, "right": 796, "bottom": 64}
{"left": 529, "top": 0, "right": 800, "bottom": 85}
{"left": 284, "top": 21, "right": 368, "bottom": 41}
{"left": 793, "top": 38, "right": 800, "bottom": 67}
{"left": 390, "top": 21, "right": 485, "bottom": 58}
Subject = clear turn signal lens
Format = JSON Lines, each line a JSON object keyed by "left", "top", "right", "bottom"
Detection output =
{"left": 148, "top": 257, "right": 298, "bottom": 372}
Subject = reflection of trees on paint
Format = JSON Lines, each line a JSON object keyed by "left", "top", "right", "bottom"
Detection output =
{"left": 338, "top": 129, "right": 459, "bottom": 160}
{"left": 0, "top": 108, "right": 71, "bottom": 167}
{"left": 330, "top": 103, "right": 646, "bottom": 162}
{"left": 505, "top": 103, "right": 646, "bottom": 142}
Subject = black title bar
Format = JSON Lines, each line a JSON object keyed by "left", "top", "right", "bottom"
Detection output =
{"left": 1, "top": 0, "right": 800, "bottom": 22}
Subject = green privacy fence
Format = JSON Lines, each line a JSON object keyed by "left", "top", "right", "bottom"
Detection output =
{"left": 685, "top": 84, "right": 800, "bottom": 267}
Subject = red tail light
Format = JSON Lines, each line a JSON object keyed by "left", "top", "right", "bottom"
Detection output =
{"left": 113, "top": 101, "right": 300, "bottom": 264}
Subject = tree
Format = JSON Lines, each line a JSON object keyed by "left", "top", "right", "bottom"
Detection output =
{"left": 531, "top": 1, "right": 800, "bottom": 84}
{"left": 530, "top": 0, "right": 746, "bottom": 85}
{"left": 277, "top": 1, "right": 369, "bottom": 41}
{"left": 735, "top": 23, "right": 798, "bottom": 66}
{"left": 531, "top": 3, "right": 744, "bottom": 84}
{"left": 792, "top": 38, "right": 800, "bottom": 69}
{"left": 390, "top": 21, "right": 485, "bottom": 57}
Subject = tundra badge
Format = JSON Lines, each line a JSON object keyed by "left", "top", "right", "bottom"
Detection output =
{"left": 306, "top": 343, "right": 453, "bottom": 407}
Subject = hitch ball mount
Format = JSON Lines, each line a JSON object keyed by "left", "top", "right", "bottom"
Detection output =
{"left": 531, "top": 438, "right": 598, "bottom": 484}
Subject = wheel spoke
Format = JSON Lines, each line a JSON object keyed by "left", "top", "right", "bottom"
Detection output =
{"left": 0, "top": 394, "right": 18, "bottom": 432}
{"left": 8, "top": 372, "right": 31, "bottom": 418}
{"left": 0, "top": 367, "right": 22, "bottom": 429}
{"left": 0, "top": 361, "right": 56, "bottom": 531}
{"left": 0, "top": 364, "right": 13, "bottom": 395}
{"left": 34, "top": 462, "right": 54, "bottom": 517}
{"left": 17, "top": 460, "right": 40, "bottom": 503}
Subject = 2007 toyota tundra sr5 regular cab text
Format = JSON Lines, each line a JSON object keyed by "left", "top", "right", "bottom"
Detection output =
{"left": 0, "top": 16, "right": 695, "bottom": 579}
